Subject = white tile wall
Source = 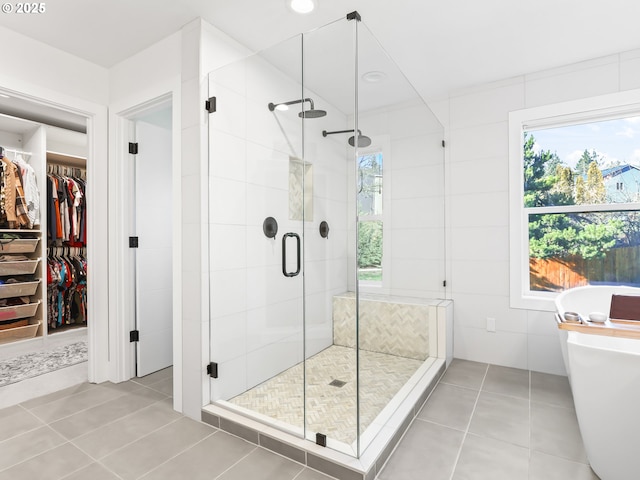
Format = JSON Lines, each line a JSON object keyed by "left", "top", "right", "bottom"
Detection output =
{"left": 211, "top": 311, "right": 247, "bottom": 363}
{"left": 209, "top": 224, "right": 247, "bottom": 271}
{"left": 208, "top": 45, "right": 350, "bottom": 397}
{"left": 620, "top": 49, "right": 640, "bottom": 91}
{"left": 209, "top": 131, "right": 246, "bottom": 182}
{"left": 449, "top": 191, "right": 509, "bottom": 228}
{"left": 450, "top": 226, "right": 509, "bottom": 262}
{"left": 445, "top": 49, "right": 640, "bottom": 375}
{"left": 524, "top": 58, "right": 619, "bottom": 108}
{"left": 454, "top": 324, "right": 528, "bottom": 369}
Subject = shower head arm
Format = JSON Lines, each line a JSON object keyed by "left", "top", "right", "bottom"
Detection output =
{"left": 268, "top": 98, "right": 315, "bottom": 111}
{"left": 322, "top": 129, "right": 362, "bottom": 137}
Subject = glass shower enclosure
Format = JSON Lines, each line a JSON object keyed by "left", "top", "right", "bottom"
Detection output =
{"left": 207, "top": 12, "right": 445, "bottom": 458}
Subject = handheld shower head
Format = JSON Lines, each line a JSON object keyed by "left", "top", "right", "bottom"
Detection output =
{"left": 322, "top": 129, "right": 372, "bottom": 147}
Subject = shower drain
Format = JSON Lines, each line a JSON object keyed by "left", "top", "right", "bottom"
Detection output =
{"left": 329, "top": 379, "right": 347, "bottom": 388}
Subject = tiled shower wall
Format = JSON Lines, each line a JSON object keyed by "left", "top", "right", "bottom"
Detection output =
{"left": 333, "top": 293, "right": 430, "bottom": 360}
{"left": 349, "top": 105, "right": 446, "bottom": 300}
{"left": 332, "top": 292, "right": 447, "bottom": 361}
{"left": 207, "top": 49, "right": 350, "bottom": 401}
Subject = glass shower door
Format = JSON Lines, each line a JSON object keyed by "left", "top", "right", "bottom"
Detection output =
{"left": 207, "top": 35, "right": 307, "bottom": 436}
{"left": 301, "top": 16, "right": 359, "bottom": 454}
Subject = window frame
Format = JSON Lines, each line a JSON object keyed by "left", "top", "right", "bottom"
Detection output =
{"left": 509, "top": 89, "right": 640, "bottom": 311}
{"left": 357, "top": 135, "right": 391, "bottom": 292}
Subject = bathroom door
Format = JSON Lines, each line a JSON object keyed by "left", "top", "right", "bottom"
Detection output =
{"left": 207, "top": 36, "right": 307, "bottom": 435}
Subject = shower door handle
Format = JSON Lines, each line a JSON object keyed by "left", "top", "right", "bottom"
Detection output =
{"left": 282, "top": 232, "right": 301, "bottom": 277}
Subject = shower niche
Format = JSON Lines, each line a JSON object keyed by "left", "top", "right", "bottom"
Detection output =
{"left": 204, "top": 11, "right": 449, "bottom": 478}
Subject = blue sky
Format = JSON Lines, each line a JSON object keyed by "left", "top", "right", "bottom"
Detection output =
{"left": 528, "top": 116, "right": 640, "bottom": 169}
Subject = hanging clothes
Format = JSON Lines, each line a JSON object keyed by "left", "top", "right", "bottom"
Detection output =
{"left": 14, "top": 154, "right": 40, "bottom": 229}
{"left": 0, "top": 153, "right": 40, "bottom": 229}
{"left": 46, "top": 164, "right": 87, "bottom": 330}
{"left": 46, "top": 249, "right": 87, "bottom": 329}
{"left": 46, "top": 169, "right": 86, "bottom": 246}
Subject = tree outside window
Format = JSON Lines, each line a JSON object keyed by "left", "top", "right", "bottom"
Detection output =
{"left": 524, "top": 118, "right": 640, "bottom": 292}
{"left": 357, "top": 152, "right": 383, "bottom": 282}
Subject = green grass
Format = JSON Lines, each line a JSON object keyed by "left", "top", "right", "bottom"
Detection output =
{"left": 358, "top": 269, "right": 382, "bottom": 281}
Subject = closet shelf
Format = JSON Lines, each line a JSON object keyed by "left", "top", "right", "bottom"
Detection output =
{"left": 0, "top": 229, "right": 41, "bottom": 234}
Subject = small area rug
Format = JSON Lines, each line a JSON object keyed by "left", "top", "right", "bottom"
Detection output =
{"left": 0, "top": 341, "right": 88, "bottom": 387}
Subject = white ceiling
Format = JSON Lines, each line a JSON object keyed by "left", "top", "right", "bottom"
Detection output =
{"left": 1, "top": 0, "right": 640, "bottom": 102}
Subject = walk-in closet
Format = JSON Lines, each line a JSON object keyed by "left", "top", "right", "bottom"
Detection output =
{"left": 0, "top": 109, "right": 89, "bottom": 406}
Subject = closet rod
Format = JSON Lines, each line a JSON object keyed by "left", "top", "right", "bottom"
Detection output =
{"left": 1, "top": 147, "right": 32, "bottom": 157}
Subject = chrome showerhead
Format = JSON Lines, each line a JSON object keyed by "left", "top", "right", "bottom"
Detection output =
{"left": 322, "top": 129, "right": 372, "bottom": 147}
{"left": 299, "top": 108, "right": 327, "bottom": 118}
{"left": 268, "top": 97, "right": 326, "bottom": 119}
{"left": 348, "top": 133, "right": 371, "bottom": 147}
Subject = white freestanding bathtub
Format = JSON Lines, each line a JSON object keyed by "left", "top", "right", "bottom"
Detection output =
{"left": 555, "top": 285, "right": 640, "bottom": 380}
{"left": 555, "top": 285, "right": 640, "bottom": 480}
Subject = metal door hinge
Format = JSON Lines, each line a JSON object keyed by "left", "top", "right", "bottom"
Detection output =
{"left": 442, "top": 140, "right": 446, "bottom": 148}
{"left": 129, "top": 236, "right": 139, "bottom": 248}
{"left": 207, "top": 362, "right": 218, "bottom": 378}
{"left": 205, "top": 97, "right": 216, "bottom": 114}
{"left": 346, "top": 11, "right": 361, "bottom": 21}
{"left": 443, "top": 280, "right": 447, "bottom": 287}
{"left": 129, "top": 142, "right": 139, "bottom": 155}
{"left": 130, "top": 330, "right": 139, "bottom": 342}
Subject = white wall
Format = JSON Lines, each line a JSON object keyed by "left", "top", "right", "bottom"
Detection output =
{"left": 431, "top": 49, "right": 640, "bottom": 375}
{"left": 109, "top": 32, "right": 181, "bottom": 105}
{"left": 0, "top": 26, "right": 107, "bottom": 105}
{"left": 0, "top": 26, "right": 109, "bottom": 384}
{"left": 181, "top": 19, "right": 250, "bottom": 419}
{"left": 108, "top": 31, "right": 183, "bottom": 407}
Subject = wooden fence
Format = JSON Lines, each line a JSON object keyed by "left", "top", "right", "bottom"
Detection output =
{"left": 530, "top": 245, "right": 640, "bottom": 292}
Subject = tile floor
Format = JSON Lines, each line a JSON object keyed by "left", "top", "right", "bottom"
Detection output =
{"left": 378, "top": 359, "right": 600, "bottom": 480}
{"left": 229, "top": 344, "right": 424, "bottom": 444}
{"left": 0, "top": 360, "right": 601, "bottom": 480}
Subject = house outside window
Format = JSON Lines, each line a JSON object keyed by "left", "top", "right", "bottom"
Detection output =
{"left": 509, "top": 90, "right": 640, "bottom": 310}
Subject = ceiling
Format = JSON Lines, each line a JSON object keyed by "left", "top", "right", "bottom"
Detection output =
{"left": 1, "top": 0, "right": 640, "bottom": 103}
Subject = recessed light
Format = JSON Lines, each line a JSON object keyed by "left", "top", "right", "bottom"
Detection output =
{"left": 287, "top": 0, "right": 316, "bottom": 14}
{"left": 362, "top": 71, "right": 387, "bottom": 83}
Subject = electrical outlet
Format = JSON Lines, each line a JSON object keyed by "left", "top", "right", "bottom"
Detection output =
{"left": 486, "top": 317, "right": 496, "bottom": 332}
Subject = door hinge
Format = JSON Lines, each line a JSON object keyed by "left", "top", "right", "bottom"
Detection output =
{"left": 207, "top": 362, "right": 218, "bottom": 378}
{"left": 129, "top": 236, "right": 139, "bottom": 248}
{"left": 129, "top": 142, "right": 139, "bottom": 155}
{"left": 130, "top": 330, "right": 140, "bottom": 342}
{"left": 205, "top": 97, "right": 216, "bottom": 114}
{"left": 443, "top": 280, "right": 447, "bottom": 287}
{"left": 441, "top": 140, "right": 446, "bottom": 148}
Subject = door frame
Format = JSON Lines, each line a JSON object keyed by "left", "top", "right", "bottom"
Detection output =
{"left": 109, "top": 90, "right": 182, "bottom": 409}
{"left": 0, "top": 83, "right": 109, "bottom": 384}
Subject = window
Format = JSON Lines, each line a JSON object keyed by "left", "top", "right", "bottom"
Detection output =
{"left": 357, "top": 151, "right": 383, "bottom": 282}
{"left": 509, "top": 90, "right": 640, "bottom": 310}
